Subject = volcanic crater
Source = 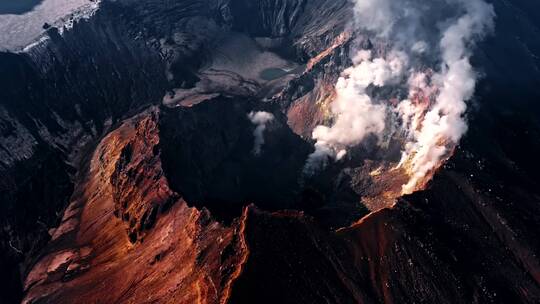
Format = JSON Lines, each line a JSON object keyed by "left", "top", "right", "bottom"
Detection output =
{"left": 1, "top": 0, "right": 540, "bottom": 303}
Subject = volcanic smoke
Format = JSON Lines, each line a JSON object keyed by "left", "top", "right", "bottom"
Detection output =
{"left": 248, "top": 111, "right": 274, "bottom": 155}
{"left": 306, "top": 0, "right": 495, "bottom": 194}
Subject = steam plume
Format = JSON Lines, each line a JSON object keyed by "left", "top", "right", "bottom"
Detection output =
{"left": 248, "top": 111, "right": 274, "bottom": 155}
{"left": 306, "top": 0, "right": 494, "bottom": 194}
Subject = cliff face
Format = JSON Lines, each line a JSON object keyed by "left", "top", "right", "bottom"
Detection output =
{"left": 0, "top": 6, "right": 168, "bottom": 300}
{"left": 22, "top": 110, "right": 248, "bottom": 303}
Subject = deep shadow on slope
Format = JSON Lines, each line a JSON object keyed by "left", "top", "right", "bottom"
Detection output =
{"left": 158, "top": 97, "right": 369, "bottom": 224}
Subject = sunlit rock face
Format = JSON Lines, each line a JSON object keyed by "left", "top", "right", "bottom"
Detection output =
{"left": 22, "top": 110, "right": 249, "bottom": 304}
{"left": 1, "top": 0, "right": 540, "bottom": 303}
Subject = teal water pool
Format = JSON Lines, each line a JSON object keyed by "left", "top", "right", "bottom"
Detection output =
{"left": 259, "top": 65, "right": 305, "bottom": 81}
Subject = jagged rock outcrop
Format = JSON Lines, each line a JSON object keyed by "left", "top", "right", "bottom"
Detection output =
{"left": 22, "top": 110, "right": 249, "bottom": 304}
{"left": 0, "top": 7, "right": 167, "bottom": 299}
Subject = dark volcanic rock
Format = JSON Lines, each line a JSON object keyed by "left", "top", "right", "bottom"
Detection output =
{"left": 159, "top": 96, "right": 313, "bottom": 220}
{"left": 226, "top": 154, "right": 540, "bottom": 303}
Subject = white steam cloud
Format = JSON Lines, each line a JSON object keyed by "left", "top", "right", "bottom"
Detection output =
{"left": 306, "top": 0, "right": 495, "bottom": 194}
{"left": 305, "top": 49, "right": 405, "bottom": 173}
{"left": 248, "top": 111, "right": 274, "bottom": 155}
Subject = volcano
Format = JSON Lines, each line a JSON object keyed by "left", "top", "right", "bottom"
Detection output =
{"left": 1, "top": 0, "right": 540, "bottom": 303}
